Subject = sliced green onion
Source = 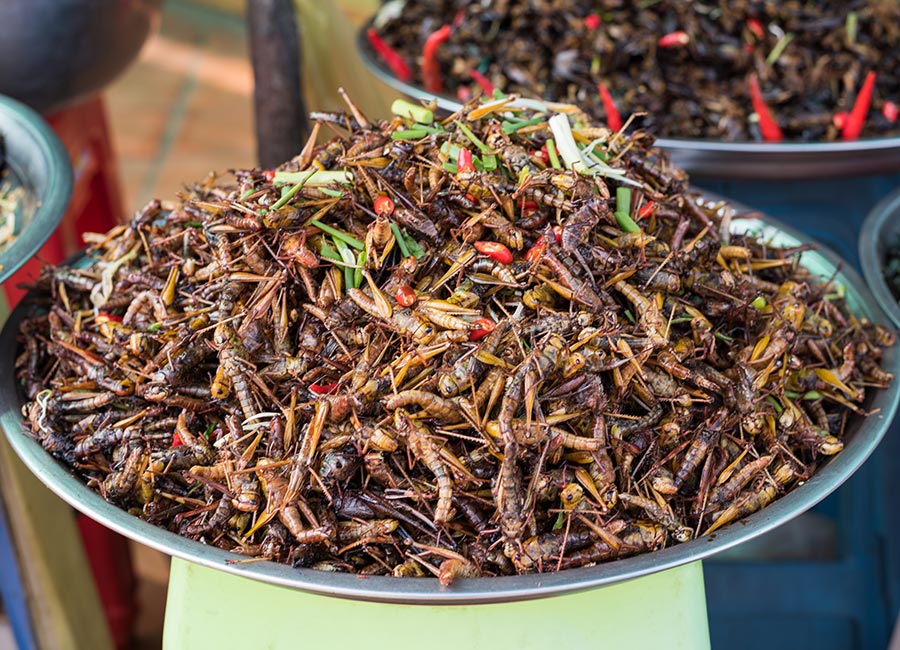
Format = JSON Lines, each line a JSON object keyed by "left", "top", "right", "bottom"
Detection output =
{"left": 443, "top": 160, "right": 459, "bottom": 174}
{"left": 783, "top": 390, "right": 801, "bottom": 399}
{"left": 319, "top": 187, "right": 344, "bottom": 198}
{"left": 846, "top": 11, "right": 858, "bottom": 44}
{"left": 147, "top": 322, "right": 162, "bottom": 333}
{"left": 803, "top": 390, "right": 825, "bottom": 401}
{"left": 765, "top": 396, "right": 783, "bottom": 414}
{"left": 319, "top": 241, "right": 341, "bottom": 262}
{"left": 240, "top": 188, "right": 255, "bottom": 200}
{"left": 766, "top": 32, "right": 794, "bottom": 66}
{"left": 391, "top": 127, "right": 429, "bottom": 140}
{"left": 517, "top": 167, "right": 531, "bottom": 186}
{"left": 548, "top": 113, "right": 639, "bottom": 186}
{"left": 491, "top": 88, "right": 507, "bottom": 99}
{"left": 501, "top": 116, "right": 544, "bottom": 135}
{"left": 203, "top": 422, "right": 216, "bottom": 439}
{"left": 481, "top": 154, "right": 498, "bottom": 171}
{"left": 403, "top": 231, "right": 426, "bottom": 259}
{"left": 624, "top": 309, "right": 635, "bottom": 324}
{"left": 185, "top": 221, "right": 203, "bottom": 228}
{"left": 309, "top": 218, "right": 365, "bottom": 250}
{"left": 440, "top": 140, "right": 462, "bottom": 160}
{"left": 714, "top": 331, "right": 734, "bottom": 343}
{"left": 614, "top": 186, "right": 640, "bottom": 233}
{"left": 270, "top": 177, "right": 307, "bottom": 211}
{"left": 354, "top": 250, "right": 366, "bottom": 289}
{"left": 455, "top": 120, "right": 491, "bottom": 152}
{"left": 545, "top": 138, "right": 562, "bottom": 169}
{"left": 751, "top": 296, "right": 767, "bottom": 310}
{"left": 391, "top": 99, "right": 434, "bottom": 125}
{"left": 333, "top": 236, "right": 356, "bottom": 291}
{"left": 390, "top": 222, "right": 411, "bottom": 257}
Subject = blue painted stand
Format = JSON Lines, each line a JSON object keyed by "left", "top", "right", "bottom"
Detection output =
{"left": 695, "top": 172, "right": 900, "bottom": 650}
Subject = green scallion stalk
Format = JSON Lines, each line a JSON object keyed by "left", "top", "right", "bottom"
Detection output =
{"left": 270, "top": 176, "right": 308, "bottom": 211}
{"left": 403, "top": 231, "right": 426, "bottom": 258}
{"left": 319, "top": 187, "right": 344, "bottom": 198}
{"left": 481, "top": 154, "right": 498, "bottom": 171}
{"left": 332, "top": 237, "right": 356, "bottom": 291}
{"left": 546, "top": 138, "right": 562, "bottom": 169}
{"left": 501, "top": 116, "right": 544, "bottom": 135}
{"left": 391, "top": 99, "right": 434, "bottom": 125}
{"left": 354, "top": 250, "right": 366, "bottom": 289}
{"left": 766, "top": 32, "right": 795, "bottom": 66}
{"left": 765, "top": 396, "right": 783, "bottom": 414}
{"left": 454, "top": 120, "right": 491, "bottom": 152}
{"left": 803, "top": 390, "right": 825, "bottom": 401}
{"left": 846, "top": 11, "right": 858, "bottom": 44}
{"left": 614, "top": 186, "right": 640, "bottom": 233}
{"left": 309, "top": 219, "right": 365, "bottom": 250}
{"left": 319, "top": 242, "right": 341, "bottom": 262}
{"left": 391, "top": 128, "right": 430, "bottom": 140}
{"left": 390, "top": 222, "right": 411, "bottom": 257}
{"left": 442, "top": 161, "right": 459, "bottom": 174}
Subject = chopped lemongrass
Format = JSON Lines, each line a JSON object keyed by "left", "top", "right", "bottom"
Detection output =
{"left": 548, "top": 113, "right": 639, "bottom": 186}
{"left": 309, "top": 219, "right": 364, "bottom": 250}
{"left": 273, "top": 170, "right": 353, "bottom": 186}
{"left": 545, "top": 138, "right": 562, "bottom": 169}
{"left": 390, "top": 222, "right": 411, "bottom": 257}
{"left": 614, "top": 186, "right": 640, "bottom": 233}
{"left": 766, "top": 32, "right": 794, "bottom": 66}
{"left": 391, "top": 98, "right": 434, "bottom": 124}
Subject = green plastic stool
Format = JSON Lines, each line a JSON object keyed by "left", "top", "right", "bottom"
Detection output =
{"left": 163, "top": 559, "right": 709, "bottom": 649}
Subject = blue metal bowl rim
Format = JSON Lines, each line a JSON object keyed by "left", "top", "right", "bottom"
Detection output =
{"left": 0, "top": 211, "right": 897, "bottom": 605}
{"left": 859, "top": 189, "right": 900, "bottom": 330}
{"left": 0, "top": 94, "right": 72, "bottom": 284}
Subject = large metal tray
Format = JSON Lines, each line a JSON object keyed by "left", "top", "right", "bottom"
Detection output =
{"left": 0, "top": 213, "right": 897, "bottom": 605}
{"left": 860, "top": 189, "right": 900, "bottom": 329}
{"left": 0, "top": 95, "right": 72, "bottom": 284}
{"left": 356, "top": 26, "right": 900, "bottom": 180}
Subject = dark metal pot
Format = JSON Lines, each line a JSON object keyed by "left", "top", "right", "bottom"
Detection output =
{"left": 0, "top": 0, "right": 163, "bottom": 114}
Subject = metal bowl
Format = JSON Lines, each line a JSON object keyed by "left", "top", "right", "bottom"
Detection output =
{"left": 0, "top": 212, "right": 897, "bottom": 604}
{"left": 0, "top": 95, "right": 73, "bottom": 284}
{"left": 356, "top": 26, "right": 900, "bottom": 181}
{"left": 859, "top": 189, "right": 900, "bottom": 329}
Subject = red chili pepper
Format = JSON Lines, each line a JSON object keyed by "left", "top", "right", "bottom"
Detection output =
{"left": 743, "top": 43, "right": 755, "bottom": 53}
{"left": 638, "top": 201, "right": 657, "bottom": 220}
{"left": 469, "top": 317, "right": 496, "bottom": 341}
{"left": 832, "top": 111, "right": 848, "bottom": 130}
{"left": 97, "top": 311, "right": 123, "bottom": 323}
{"left": 552, "top": 224, "right": 563, "bottom": 243}
{"left": 452, "top": 7, "right": 466, "bottom": 27}
{"left": 843, "top": 71, "right": 877, "bottom": 141}
{"left": 263, "top": 170, "right": 276, "bottom": 183}
{"left": 533, "top": 145, "right": 549, "bottom": 165}
{"left": 395, "top": 285, "right": 417, "bottom": 307}
{"left": 596, "top": 82, "right": 623, "bottom": 132}
{"left": 746, "top": 18, "right": 765, "bottom": 39}
{"left": 584, "top": 14, "right": 602, "bottom": 30}
{"left": 309, "top": 382, "right": 339, "bottom": 395}
{"left": 366, "top": 29, "right": 412, "bottom": 82}
{"left": 465, "top": 193, "right": 477, "bottom": 204}
{"left": 469, "top": 69, "right": 494, "bottom": 97}
{"left": 658, "top": 31, "right": 690, "bottom": 48}
{"left": 884, "top": 101, "right": 899, "bottom": 124}
{"left": 457, "top": 147, "right": 475, "bottom": 173}
{"left": 422, "top": 24, "right": 452, "bottom": 93}
{"left": 521, "top": 200, "right": 539, "bottom": 216}
{"left": 525, "top": 237, "right": 546, "bottom": 263}
{"left": 748, "top": 74, "right": 783, "bottom": 142}
{"left": 374, "top": 195, "right": 395, "bottom": 216}
{"left": 457, "top": 85, "right": 472, "bottom": 102}
{"left": 172, "top": 432, "right": 183, "bottom": 448}
{"left": 474, "top": 240, "right": 513, "bottom": 264}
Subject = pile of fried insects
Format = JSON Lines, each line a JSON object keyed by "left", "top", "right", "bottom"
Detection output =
{"left": 368, "top": 0, "right": 900, "bottom": 142}
{"left": 18, "top": 93, "right": 894, "bottom": 583}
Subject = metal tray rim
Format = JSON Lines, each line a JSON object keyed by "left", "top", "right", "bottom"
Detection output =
{"left": 859, "top": 189, "right": 900, "bottom": 329}
{"left": 0, "top": 214, "right": 897, "bottom": 605}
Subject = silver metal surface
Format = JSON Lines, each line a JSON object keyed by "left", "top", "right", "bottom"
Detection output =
{"left": 0, "top": 213, "right": 897, "bottom": 604}
{"left": 860, "top": 189, "right": 900, "bottom": 329}
{"left": 357, "top": 26, "right": 900, "bottom": 180}
{"left": 0, "top": 95, "right": 72, "bottom": 284}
